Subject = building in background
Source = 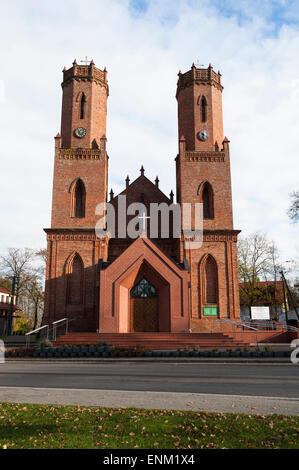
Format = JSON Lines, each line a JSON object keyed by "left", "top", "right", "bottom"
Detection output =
{"left": 0, "top": 287, "right": 19, "bottom": 336}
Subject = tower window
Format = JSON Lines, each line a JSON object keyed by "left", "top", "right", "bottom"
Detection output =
{"left": 201, "top": 96, "right": 207, "bottom": 122}
{"left": 199, "top": 181, "right": 214, "bottom": 219}
{"left": 204, "top": 255, "right": 218, "bottom": 304}
{"left": 80, "top": 93, "right": 86, "bottom": 119}
{"left": 66, "top": 253, "right": 83, "bottom": 305}
{"left": 70, "top": 178, "right": 86, "bottom": 218}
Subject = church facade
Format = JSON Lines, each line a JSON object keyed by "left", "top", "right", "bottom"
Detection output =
{"left": 43, "top": 60, "right": 241, "bottom": 334}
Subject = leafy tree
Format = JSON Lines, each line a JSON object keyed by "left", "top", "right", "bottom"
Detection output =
{"left": 0, "top": 275, "right": 11, "bottom": 292}
{"left": 13, "top": 314, "right": 33, "bottom": 335}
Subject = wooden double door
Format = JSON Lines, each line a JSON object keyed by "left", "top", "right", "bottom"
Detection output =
{"left": 130, "top": 278, "right": 159, "bottom": 332}
{"left": 130, "top": 297, "right": 158, "bottom": 332}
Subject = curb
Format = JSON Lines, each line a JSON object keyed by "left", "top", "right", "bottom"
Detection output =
{"left": 4, "top": 357, "right": 293, "bottom": 364}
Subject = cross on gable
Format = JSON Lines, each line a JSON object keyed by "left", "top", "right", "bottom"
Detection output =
{"left": 138, "top": 211, "right": 150, "bottom": 237}
{"left": 80, "top": 56, "right": 92, "bottom": 65}
{"left": 195, "top": 59, "right": 204, "bottom": 68}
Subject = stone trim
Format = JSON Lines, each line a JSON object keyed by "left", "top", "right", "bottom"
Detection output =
{"left": 57, "top": 148, "right": 104, "bottom": 160}
{"left": 185, "top": 151, "right": 225, "bottom": 162}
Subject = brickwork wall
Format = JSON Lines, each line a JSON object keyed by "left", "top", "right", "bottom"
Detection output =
{"left": 177, "top": 65, "right": 241, "bottom": 324}
{"left": 61, "top": 63, "right": 108, "bottom": 149}
{"left": 43, "top": 231, "right": 106, "bottom": 332}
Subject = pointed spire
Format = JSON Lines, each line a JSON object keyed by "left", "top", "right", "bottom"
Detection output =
{"left": 110, "top": 188, "right": 114, "bottom": 201}
{"left": 73, "top": 59, "right": 77, "bottom": 66}
{"left": 155, "top": 176, "right": 159, "bottom": 188}
{"left": 125, "top": 175, "right": 130, "bottom": 189}
{"left": 222, "top": 136, "right": 230, "bottom": 152}
{"left": 55, "top": 132, "right": 61, "bottom": 138}
{"left": 90, "top": 59, "right": 95, "bottom": 65}
{"left": 63, "top": 66, "right": 66, "bottom": 72}
{"left": 169, "top": 190, "right": 174, "bottom": 203}
{"left": 140, "top": 165, "right": 145, "bottom": 176}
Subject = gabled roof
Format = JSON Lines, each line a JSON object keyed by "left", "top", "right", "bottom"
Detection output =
{"left": 105, "top": 235, "right": 188, "bottom": 277}
{"left": 111, "top": 174, "right": 172, "bottom": 206}
{"left": 0, "top": 287, "right": 11, "bottom": 295}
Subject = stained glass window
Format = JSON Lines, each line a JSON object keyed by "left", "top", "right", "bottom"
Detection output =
{"left": 131, "top": 278, "right": 157, "bottom": 298}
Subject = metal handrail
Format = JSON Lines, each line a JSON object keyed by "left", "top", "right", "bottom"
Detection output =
{"left": 219, "top": 319, "right": 259, "bottom": 331}
{"left": 52, "top": 318, "right": 68, "bottom": 341}
{"left": 214, "top": 318, "right": 259, "bottom": 344}
{"left": 213, "top": 317, "right": 298, "bottom": 345}
{"left": 49, "top": 317, "right": 77, "bottom": 341}
{"left": 25, "top": 324, "right": 49, "bottom": 347}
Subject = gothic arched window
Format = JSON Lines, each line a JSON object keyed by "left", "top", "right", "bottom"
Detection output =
{"left": 201, "top": 96, "right": 207, "bottom": 122}
{"left": 198, "top": 181, "right": 214, "bottom": 219}
{"left": 66, "top": 253, "right": 83, "bottom": 305}
{"left": 204, "top": 255, "right": 218, "bottom": 304}
{"left": 80, "top": 93, "right": 86, "bottom": 119}
{"left": 70, "top": 179, "right": 86, "bottom": 218}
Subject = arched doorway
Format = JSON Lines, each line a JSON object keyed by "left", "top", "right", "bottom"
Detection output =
{"left": 130, "top": 278, "right": 158, "bottom": 332}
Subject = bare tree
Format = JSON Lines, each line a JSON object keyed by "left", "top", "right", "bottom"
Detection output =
{"left": 238, "top": 233, "right": 297, "bottom": 318}
{"left": 238, "top": 233, "right": 273, "bottom": 308}
{"left": 0, "top": 248, "right": 35, "bottom": 302}
{"left": 288, "top": 190, "right": 299, "bottom": 223}
{"left": 24, "top": 275, "right": 44, "bottom": 330}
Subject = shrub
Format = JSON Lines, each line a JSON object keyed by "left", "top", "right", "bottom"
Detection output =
{"left": 13, "top": 315, "right": 33, "bottom": 335}
{"left": 38, "top": 338, "right": 53, "bottom": 349}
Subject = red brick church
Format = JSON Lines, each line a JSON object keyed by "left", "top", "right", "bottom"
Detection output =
{"left": 43, "top": 60, "right": 241, "bottom": 335}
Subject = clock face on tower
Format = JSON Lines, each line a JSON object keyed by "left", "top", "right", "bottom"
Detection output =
{"left": 197, "top": 130, "right": 209, "bottom": 141}
{"left": 74, "top": 127, "right": 87, "bottom": 138}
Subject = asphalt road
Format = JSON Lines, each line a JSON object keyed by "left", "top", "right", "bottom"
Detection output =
{"left": 0, "top": 362, "right": 298, "bottom": 398}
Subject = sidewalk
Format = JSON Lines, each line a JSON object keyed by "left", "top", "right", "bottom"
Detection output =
{"left": 0, "top": 386, "right": 298, "bottom": 416}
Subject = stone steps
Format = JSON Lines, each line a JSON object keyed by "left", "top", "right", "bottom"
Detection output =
{"left": 54, "top": 332, "right": 249, "bottom": 349}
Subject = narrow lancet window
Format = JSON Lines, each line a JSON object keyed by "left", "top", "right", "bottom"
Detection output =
{"left": 80, "top": 94, "right": 86, "bottom": 119}
{"left": 201, "top": 96, "right": 207, "bottom": 122}
{"left": 71, "top": 179, "right": 86, "bottom": 218}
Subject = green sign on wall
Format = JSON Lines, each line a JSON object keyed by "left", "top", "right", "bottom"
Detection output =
{"left": 203, "top": 307, "right": 218, "bottom": 316}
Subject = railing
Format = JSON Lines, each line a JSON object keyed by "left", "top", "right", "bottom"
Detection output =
{"left": 25, "top": 325, "right": 49, "bottom": 347}
{"left": 25, "top": 317, "right": 77, "bottom": 347}
{"left": 205, "top": 318, "right": 298, "bottom": 345}
{"left": 214, "top": 318, "right": 259, "bottom": 344}
{"left": 48, "top": 317, "right": 77, "bottom": 341}
{"left": 52, "top": 318, "right": 69, "bottom": 341}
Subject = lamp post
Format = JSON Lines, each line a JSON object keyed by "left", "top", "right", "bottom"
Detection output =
{"left": 5, "top": 276, "right": 16, "bottom": 336}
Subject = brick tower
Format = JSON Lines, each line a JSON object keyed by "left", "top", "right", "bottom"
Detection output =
{"left": 176, "top": 63, "right": 241, "bottom": 326}
{"left": 43, "top": 60, "right": 109, "bottom": 331}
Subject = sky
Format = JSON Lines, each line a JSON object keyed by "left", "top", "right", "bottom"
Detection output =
{"left": 0, "top": 0, "right": 298, "bottom": 273}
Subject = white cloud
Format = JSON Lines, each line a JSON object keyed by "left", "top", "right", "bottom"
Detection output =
{"left": 0, "top": 0, "right": 298, "bottom": 271}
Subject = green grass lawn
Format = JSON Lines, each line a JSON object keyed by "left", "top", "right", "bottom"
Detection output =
{"left": 0, "top": 403, "right": 298, "bottom": 449}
